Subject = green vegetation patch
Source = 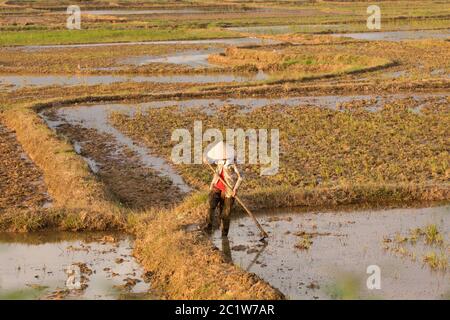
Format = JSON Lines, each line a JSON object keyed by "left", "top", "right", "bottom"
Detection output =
{"left": 0, "top": 27, "right": 239, "bottom": 46}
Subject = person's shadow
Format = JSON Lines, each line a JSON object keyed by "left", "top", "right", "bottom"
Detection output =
{"left": 221, "top": 236, "right": 233, "bottom": 264}
{"left": 221, "top": 235, "right": 268, "bottom": 271}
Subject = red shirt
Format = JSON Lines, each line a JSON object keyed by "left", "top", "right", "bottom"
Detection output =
{"left": 215, "top": 168, "right": 226, "bottom": 192}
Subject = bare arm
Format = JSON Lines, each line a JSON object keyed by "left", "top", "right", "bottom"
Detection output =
{"left": 232, "top": 164, "right": 243, "bottom": 193}
{"left": 209, "top": 163, "right": 221, "bottom": 191}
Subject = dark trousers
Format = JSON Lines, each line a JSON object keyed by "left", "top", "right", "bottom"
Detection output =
{"left": 207, "top": 189, "right": 234, "bottom": 236}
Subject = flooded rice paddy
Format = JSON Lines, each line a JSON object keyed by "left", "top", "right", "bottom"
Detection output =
{"left": 0, "top": 73, "right": 268, "bottom": 90}
{"left": 0, "top": 232, "right": 154, "bottom": 300}
{"left": 0, "top": 37, "right": 280, "bottom": 90}
{"left": 2, "top": 5, "right": 449, "bottom": 298}
{"left": 332, "top": 29, "right": 450, "bottom": 41}
{"left": 212, "top": 205, "right": 450, "bottom": 300}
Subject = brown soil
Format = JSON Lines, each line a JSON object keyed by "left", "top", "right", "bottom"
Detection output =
{"left": 0, "top": 121, "right": 50, "bottom": 213}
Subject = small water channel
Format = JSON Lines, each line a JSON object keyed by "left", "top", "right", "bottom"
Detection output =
{"left": 212, "top": 205, "right": 450, "bottom": 300}
{"left": 0, "top": 232, "right": 154, "bottom": 300}
{"left": 42, "top": 93, "right": 447, "bottom": 115}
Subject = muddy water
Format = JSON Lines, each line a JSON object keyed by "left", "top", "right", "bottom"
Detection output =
{"left": 40, "top": 105, "right": 192, "bottom": 193}
{"left": 0, "top": 73, "right": 268, "bottom": 90}
{"left": 333, "top": 29, "right": 450, "bottom": 41}
{"left": 0, "top": 232, "right": 154, "bottom": 300}
{"left": 120, "top": 49, "right": 222, "bottom": 68}
{"left": 54, "top": 93, "right": 447, "bottom": 115}
{"left": 212, "top": 205, "right": 450, "bottom": 300}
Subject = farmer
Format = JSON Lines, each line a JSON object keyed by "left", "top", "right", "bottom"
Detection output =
{"left": 205, "top": 158, "right": 243, "bottom": 237}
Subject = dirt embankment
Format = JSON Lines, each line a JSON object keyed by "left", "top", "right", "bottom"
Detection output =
{"left": 134, "top": 195, "right": 284, "bottom": 299}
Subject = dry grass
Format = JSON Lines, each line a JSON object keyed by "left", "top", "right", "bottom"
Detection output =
{"left": 295, "top": 235, "right": 312, "bottom": 250}
{"left": 423, "top": 251, "right": 448, "bottom": 271}
{"left": 208, "top": 45, "right": 393, "bottom": 81}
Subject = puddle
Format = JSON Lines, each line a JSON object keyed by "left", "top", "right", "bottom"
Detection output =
{"left": 0, "top": 232, "right": 154, "bottom": 300}
{"left": 16, "top": 37, "right": 280, "bottom": 50}
{"left": 332, "top": 29, "right": 450, "bottom": 41}
{"left": 73, "top": 141, "right": 100, "bottom": 174}
{"left": 40, "top": 105, "right": 192, "bottom": 194}
{"left": 0, "top": 72, "right": 269, "bottom": 90}
{"left": 212, "top": 205, "right": 450, "bottom": 299}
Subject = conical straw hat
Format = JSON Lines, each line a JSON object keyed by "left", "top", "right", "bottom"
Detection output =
{"left": 205, "top": 140, "right": 235, "bottom": 163}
